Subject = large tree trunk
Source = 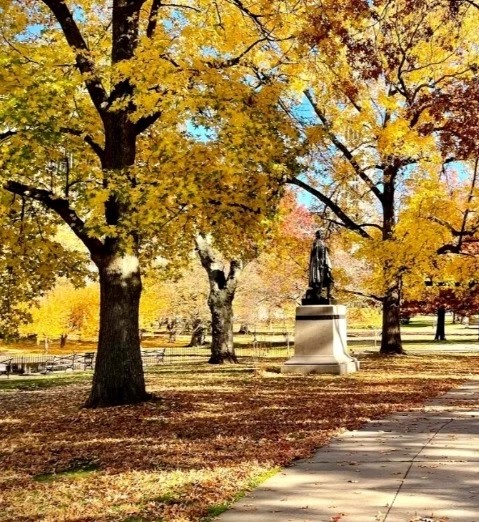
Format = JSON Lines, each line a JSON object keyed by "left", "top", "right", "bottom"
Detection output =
{"left": 195, "top": 235, "right": 242, "bottom": 364}
{"left": 84, "top": 26, "right": 148, "bottom": 406}
{"left": 380, "top": 282, "right": 404, "bottom": 354}
{"left": 85, "top": 255, "right": 149, "bottom": 408}
{"left": 208, "top": 289, "right": 236, "bottom": 364}
{"left": 434, "top": 306, "right": 447, "bottom": 341}
{"left": 84, "top": 121, "right": 150, "bottom": 407}
{"left": 380, "top": 167, "right": 405, "bottom": 355}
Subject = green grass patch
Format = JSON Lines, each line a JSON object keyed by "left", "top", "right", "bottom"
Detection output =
{"left": 401, "top": 321, "right": 434, "bottom": 328}
{"left": 202, "top": 467, "right": 280, "bottom": 522}
{"left": 33, "top": 459, "right": 100, "bottom": 483}
{"left": 0, "top": 372, "right": 91, "bottom": 391}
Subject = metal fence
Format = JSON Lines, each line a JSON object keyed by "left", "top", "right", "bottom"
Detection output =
{"left": 0, "top": 353, "right": 95, "bottom": 375}
{"left": 0, "top": 336, "right": 295, "bottom": 376}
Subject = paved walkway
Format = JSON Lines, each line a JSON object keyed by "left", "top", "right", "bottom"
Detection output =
{"left": 217, "top": 379, "right": 479, "bottom": 522}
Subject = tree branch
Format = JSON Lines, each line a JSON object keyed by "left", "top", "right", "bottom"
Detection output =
{"left": 227, "top": 259, "right": 243, "bottom": 290}
{"left": 3, "top": 180, "right": 104, "bottom": 257}
{"left": 429, "top": 215, "right": 477, "bottom": 237}
{"left": 462, "top": 0, "right": 479, "bottom": 10}
{"left": 135, "top": 111, "right": 162, "bottom": 135}
{"left": 437, "top": 243, "right": 461, "bottom": 255}
{"left": 304, "top": 89, "right": 384, "bottom": 203}
{"left": 208, "top": 199, "right": 261, "bottom": 214}
{"left": 228, "top": 0, "right": 272, "bottom": 39}
{"left": 146, "top": 0, "right": 162, "bottom": 38}
{"left": 41, "top": 0, "right": 108, "bottom": 116}
{"left": 0, "top": 130, "right": 16, "bottom": 142}
{"left": 342, "top": 288, "right": 384, "bottom": 303}
{"left": 288, "top": 176, "right": 372, "bottom": 239}
{"left": 457, "top": 156, "right": 479, "bottom": 249}
{"left": 207, "top": 37, "right": 269, "bottom": 69}
{"left": 358, "top": 222, "right": 384, "bottom": 231}
{"left": 59, "top": 127, "right": 104, "bottom": 160}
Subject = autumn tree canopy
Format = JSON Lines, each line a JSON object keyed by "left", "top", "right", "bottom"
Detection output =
{"left": 284, "top": 0, "right": 478, "bottom": 353}
{"left": 0, "top": 0, "right": 302, "bottom": 406}
{"left": 4, "top": 0, "right": 479, "bottom": 398}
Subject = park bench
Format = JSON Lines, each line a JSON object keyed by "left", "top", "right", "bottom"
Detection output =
{"left": 0, "top": 359, "right": 27, "bottom": 375}
{"left": 41, "top": 355, "right": 76, "bottom": 374}
{"left": 141, "top": 348, "right": 165, "bottom": 366}
{"left": 0, "top": 359, "right": 11, "bottom": 377}
{"left": 81, "top": 352, "right": 95, "bottom": 370}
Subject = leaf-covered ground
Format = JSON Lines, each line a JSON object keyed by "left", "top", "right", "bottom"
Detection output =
{"left": 1, "top": 354, "right": 478, "bottom": 522}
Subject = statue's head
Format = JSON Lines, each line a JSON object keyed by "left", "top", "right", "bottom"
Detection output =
{"left": 315, "top": 229, "right": 323, "bottom": 239}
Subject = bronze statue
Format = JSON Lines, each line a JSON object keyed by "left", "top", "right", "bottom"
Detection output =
{"left": 303, "top": 230, "right": 334, "bottom": 305}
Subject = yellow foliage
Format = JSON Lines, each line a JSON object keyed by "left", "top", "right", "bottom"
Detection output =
{"left": 20, "top": 282, "right": 99, "bottom": 341}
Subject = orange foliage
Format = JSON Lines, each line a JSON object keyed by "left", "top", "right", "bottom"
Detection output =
{"left": 0, "top": 355, "right": 476, "bottom": 521}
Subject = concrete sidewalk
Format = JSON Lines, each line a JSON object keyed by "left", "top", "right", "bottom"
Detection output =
{"left": 217, "top": 379, "right": 479, "bottom": 522}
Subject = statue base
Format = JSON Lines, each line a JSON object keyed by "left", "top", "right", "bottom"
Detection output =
{"left": 282, "top": 305, "right": 359, "bottom": 375}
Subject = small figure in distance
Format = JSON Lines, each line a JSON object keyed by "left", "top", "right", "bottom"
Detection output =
{"left": 302, "top": 229, "right": 334, "bottom": 305}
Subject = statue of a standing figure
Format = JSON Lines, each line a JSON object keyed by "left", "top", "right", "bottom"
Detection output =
{"left": 303, "top": 230, "right": 334, "bottom": 305}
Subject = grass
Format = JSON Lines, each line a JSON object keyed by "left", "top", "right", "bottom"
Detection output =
{"left": 1, "top": 316, "right": 476, "bottom": 358}
{"left": 33, "top": 460, "right": 101, "bottom": 483}
{"left": 1, "top": 352, "right": 479, "bottom": 521}
{"left": 202, "top": 466, "right": 280, "bottom": 521}
{"left": 0, "top": 373, "right": 91, "bottom": 391}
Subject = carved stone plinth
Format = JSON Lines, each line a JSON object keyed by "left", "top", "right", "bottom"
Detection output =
{"left": 282, "top": 305, "right": 359, "bottom": 375}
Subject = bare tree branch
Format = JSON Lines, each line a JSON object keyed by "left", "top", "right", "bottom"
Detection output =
{"left": 207, "top": 37, "right": 269, "bottom": 69}
{"left": 342, "top": 288, "right": 384, "bottom": 302}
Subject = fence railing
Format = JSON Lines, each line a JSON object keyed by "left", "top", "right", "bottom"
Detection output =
{"left": 0, "top": 342, "right": 294, "bottom": 376}
{"left": 0, "top": 353, "right": 95, "bottom": 375}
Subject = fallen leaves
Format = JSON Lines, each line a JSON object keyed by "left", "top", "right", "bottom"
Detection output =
{"left": 0, "top": 354, "right": 477, "bottom": 521}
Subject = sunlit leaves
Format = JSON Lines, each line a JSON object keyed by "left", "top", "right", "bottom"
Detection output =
{"left": 0, "top": 355, "right": 474, "bottom": 520}
{"left": 0, "top": 195, "right": 89, "bottom": 337}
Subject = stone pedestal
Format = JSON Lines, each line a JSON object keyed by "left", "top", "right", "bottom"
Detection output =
{"left": 282, "top": 305, "right": 359, "bottom": 375}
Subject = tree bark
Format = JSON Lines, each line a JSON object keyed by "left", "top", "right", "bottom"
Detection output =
{"left": 188, "top": 318, "right": 207, "bottom": 347}
{"left": 85, "top": 255, "right": 149, "bottom": 407}
{"left": 434, "top": 306, "right": 447, "bottom": 341}
{"left": 380, "top": 167, "right": 405, "bottom": 355}
{"left": 195, "top": 235, "right": 241, "bottom": 364}
{"left": 380, "top": 282, "right": 404, "bottom": 354}
{"left": 208, "top": 290, "right": 237, "bottom": 363}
